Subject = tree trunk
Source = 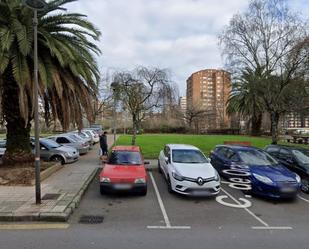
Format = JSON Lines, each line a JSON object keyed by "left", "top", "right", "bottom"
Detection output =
{"left": 270, "top": 112, "right": 280, "bottom": 145}
{"left": 1, "top": 68, "right": 33, "bottom": 165}
{"left": 131, "top": 114, "right": 137, "bottom": 145}
{"left": 251, "top": 112, "right": 263, "bottom": 136}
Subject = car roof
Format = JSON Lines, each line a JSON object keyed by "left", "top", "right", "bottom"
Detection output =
{"left": 266, "top": 144, "right": 309, "bottom": 151}
{"left": 215, "top": 144, "right": 258, "bottom": 151}
{"left": 112, "top": 146, "right": 140, "bottom": 152}
{"left": 166, "top": 144, "right": 200, "bottom": 150}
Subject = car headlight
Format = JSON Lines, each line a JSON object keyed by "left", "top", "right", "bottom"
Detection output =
{"left": 100, "top": 177, "right": 111, "bottom": 183}
{"left": 214, "top": 171, "right": 220, "bottom": 181}
{"left": 253, "top": 173, "right": 273, "bottom": 184}
{"left": 172, "top": 171, "right": 184, "bottom": 181}
{"left": 134, "top": 178, "right": 146, "bottom": 184}
{"left": 64, "top": 152, "right": 71, "bottom": 157}
{"left": 295, "top": 174, "right": 301, "bottom": 183}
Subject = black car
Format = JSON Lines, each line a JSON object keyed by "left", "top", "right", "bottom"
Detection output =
{"left": 265, "top": 145, "right": 309, "bottom": 193}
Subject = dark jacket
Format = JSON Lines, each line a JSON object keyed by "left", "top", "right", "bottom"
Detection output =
{"left": 100, "top": 134, "right": 107, "bottom": 149}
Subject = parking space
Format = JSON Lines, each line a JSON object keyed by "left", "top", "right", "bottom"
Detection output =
{"left": 69, "top": 165, "right": 309, "bottom": 234}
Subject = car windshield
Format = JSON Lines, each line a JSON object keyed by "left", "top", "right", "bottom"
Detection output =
{"left": 172, "top": 149, "right": 209, "bottom": 163}
{"left": 238, "top": 150, "right": 278, "bottom": 166}
{"left": 69, "top": 135, "right": 80, "bottom": 141}
{"left": 108, "top": 151, "right": 143, "bottom": 165}
{"left": 41, "top": 139, "right": 61, "bottom": 149}
{"left": 292, "top": 150, "right": 309, "bottom": 165}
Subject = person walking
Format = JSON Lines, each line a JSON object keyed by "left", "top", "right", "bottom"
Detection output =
{"left": 100, "top": 131, "right": 108, "bottom": 157}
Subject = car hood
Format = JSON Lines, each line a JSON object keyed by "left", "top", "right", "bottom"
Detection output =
{"left": 173, "top": 162, "right": 216, "bottom": 178}
{"left": 54, "top": 145, "right": 77, "bottom": 153}
{"left": 101, "top": 164, "right": 146, "bottom": 179}
{"left": 250, "top": 165, "right": 297, "bottom": 182}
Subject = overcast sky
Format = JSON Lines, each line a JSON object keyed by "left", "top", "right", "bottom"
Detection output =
{"left": 67, "top": 0, "right": 309, "bottom": 95}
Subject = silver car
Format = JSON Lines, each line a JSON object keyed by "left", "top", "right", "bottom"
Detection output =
{"left": 0, "top": 139, "right": 79, "bottom": 164}
{"left": 48, "top": 134, "right": 90, "bottom": 155}
{"left": 31, "top": 138, "right": 79, "bottom": 164}
{"left": 69, "top": 132, "right": 93, "bottom": 149}
{"left": 82, "top": 129, "right": 100, "bottom": 144}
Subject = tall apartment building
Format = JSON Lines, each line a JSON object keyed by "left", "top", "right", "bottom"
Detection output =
{"left": 186, "top": 69, "right": 231, "bottom": 130}
{"left": 179, "top": 96, "right": 187, "bottom": 113}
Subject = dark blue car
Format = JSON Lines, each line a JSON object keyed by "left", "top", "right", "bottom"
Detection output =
{"left": 210, "top": 145, "right": 301, "bottom": 199}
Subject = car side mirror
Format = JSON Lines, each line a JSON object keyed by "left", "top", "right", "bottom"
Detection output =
{"left": 144, "top": 161, "right": 150, "bottom": 165}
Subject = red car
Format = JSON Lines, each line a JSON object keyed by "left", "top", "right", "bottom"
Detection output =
{"left": 99, "top": 146, "right": 148, "bottom": 195}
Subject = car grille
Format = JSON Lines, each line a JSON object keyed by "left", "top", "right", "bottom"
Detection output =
{"left": 183, "top": 176, "right": 216, "bottom": 184}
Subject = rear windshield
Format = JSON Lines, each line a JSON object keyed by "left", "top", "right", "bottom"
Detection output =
{"left": 238, "top": 150, "right": 278, "bottom": 166}
{"left": 108, "top": 151, "right": 142, "bottom": 165}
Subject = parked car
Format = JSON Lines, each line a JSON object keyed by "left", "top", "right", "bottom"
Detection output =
{"left": 31, "top": 138, "right": 79, "bottom": 164}
{"left": 0, "top": 140, "right": 6, "bottom": 158}
{"left": 158, "top": 144, "right": 220, "bottom": 196}
{"left": 99, "top": 146, "right": 148, "bottom": 195}
{"left": 82, "top": 129, "right": 100, "bottom": 144}
{"left": 48, "top": 134, "right": 89, "bottom": 155}
{"left": 86, "top": 127, "right": 102, "bottom": 135}
{"left": 210, "top": 145, "right": 301, "bottom": 199}
{"left": 265, "top": 145, "right": 309, "bottom": 193}
{"left": 0, "top": 138, "right": 79, "bottom": 164}
{"left": 90, "top": 124, "right": 103, "bottom": 133}
{"left": 69, "top": 132, "right": 93, "bottom": 148}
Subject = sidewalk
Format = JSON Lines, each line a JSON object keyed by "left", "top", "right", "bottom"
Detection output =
{"left": 0, "top": 135, "right": 115, "bottom": 222}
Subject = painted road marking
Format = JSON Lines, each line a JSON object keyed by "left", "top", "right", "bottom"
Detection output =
{"left": 220, "top": 187, "right": 293, "bottom": 230}
{"left": 220, "top": 187, "right": 268, "bottom": 227}
{"left": 298, "top": 195, "right": 309, "bottom": 203}
{"left": 252, "top": 226, "right": 292, "bottom": 230}
{"left": 147, "top": 172, "right": 191, "bottom": 230}
{"left": 0, "top": 223, "right": 70, "bottom": 230}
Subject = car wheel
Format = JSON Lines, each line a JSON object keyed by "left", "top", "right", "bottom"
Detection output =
{"left": 100, "top": 186, "right": 106, "bottom": 195}
{"left": 158, "top": 160, "right": 162, "bottom": 174}
{"left": 301, "top": 179, "right": 309, "bottom": 193}
{"left": 51, "top": 155, "right": 65, "bottom": 165}
{"left": 167, "top": 176, "right": 173, "bottom": 194}
{"left": 140, "top": 186, "right": 147, "bottom": 196}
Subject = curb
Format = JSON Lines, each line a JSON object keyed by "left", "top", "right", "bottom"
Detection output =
{"left": 0, "top": 167, "right": 100, "bottom": 222}
{"left": 31, "top": 162, "right": 63, "bottom": 186}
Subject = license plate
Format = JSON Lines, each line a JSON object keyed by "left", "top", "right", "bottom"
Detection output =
{"left": 281, "top": 187, "right": 295, "bottom": 193}
{"left": 114, "top": 184, "right": 132, "bottom": 190}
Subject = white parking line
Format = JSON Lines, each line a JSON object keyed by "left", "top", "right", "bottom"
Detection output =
{"left": 147, "top": 172, "right": 191, "bottom": 230}
{"left": 298, "top": 195, "right": 309, "bottom": 203}
{"left": 252, "top": 226, "right": 293, "bottom": 230}
{"left": 220, "top": 187, "right": 269, "bottom": 227}
{"left": 221, "top": 187, "right": 293, "bottom": 230}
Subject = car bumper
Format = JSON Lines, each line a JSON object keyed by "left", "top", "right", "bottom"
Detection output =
{"left": 100, "top": 182, "right": 147, "bottom": 193}
{"left": 171, "top": 178, "right": 221, "bottom": 196}
{"left": 65, "top": 156, "right": 79, "bottom": 164}
{"left": 251, "top": 182, "right": 301, "bottom": 199}
{"left": 78, "top": 147, "right": 89, "bottom": 154}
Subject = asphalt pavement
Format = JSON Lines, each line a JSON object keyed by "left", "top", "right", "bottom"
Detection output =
{"left": 0, "top": 164, "right": 309, "bottom": 249}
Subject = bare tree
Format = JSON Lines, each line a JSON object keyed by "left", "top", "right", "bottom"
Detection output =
{"left": 185, "top": 101, "right": 210, "bottom": 133}
{"left": 113, "top": 67, "right": 172, "bottom": 145}
{"left": 220, "top": 0, "right": 309, "bottom": 143}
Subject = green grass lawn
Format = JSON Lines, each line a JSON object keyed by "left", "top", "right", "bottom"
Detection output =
{"left": 116, "top": 134, "right": 309, "bottom": 159}
{"left": 115, "top": 134, "right": 275, "bottom": 159}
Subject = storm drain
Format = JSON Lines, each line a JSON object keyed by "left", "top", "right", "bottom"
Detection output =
{"left": 79, "top": 215, "right": 104, "bottom": 224}
{"left": 42, "top": 193, "right": 61, "bottom": 200}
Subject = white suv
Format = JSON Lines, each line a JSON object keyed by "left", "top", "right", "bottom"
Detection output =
{"left": 158, "top": 144, "right": 220, "bottom": 196}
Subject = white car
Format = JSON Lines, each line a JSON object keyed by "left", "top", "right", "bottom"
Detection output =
{"left": 158, "top": 144, "right": 221, "bottom": 196}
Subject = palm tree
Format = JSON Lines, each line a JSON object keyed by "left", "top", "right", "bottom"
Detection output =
{"left": 0, "top": 0, "right": 101, "bottom": 164}
{"left": 227, "top": 68, "right": 264, "bottom": 136}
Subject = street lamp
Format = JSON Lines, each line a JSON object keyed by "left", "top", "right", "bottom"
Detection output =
{"left": 110, "top": 82, "right": 119, "bottom": 143}
{"left": 23, "top": 0, "right": 47, "bottom": 204}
